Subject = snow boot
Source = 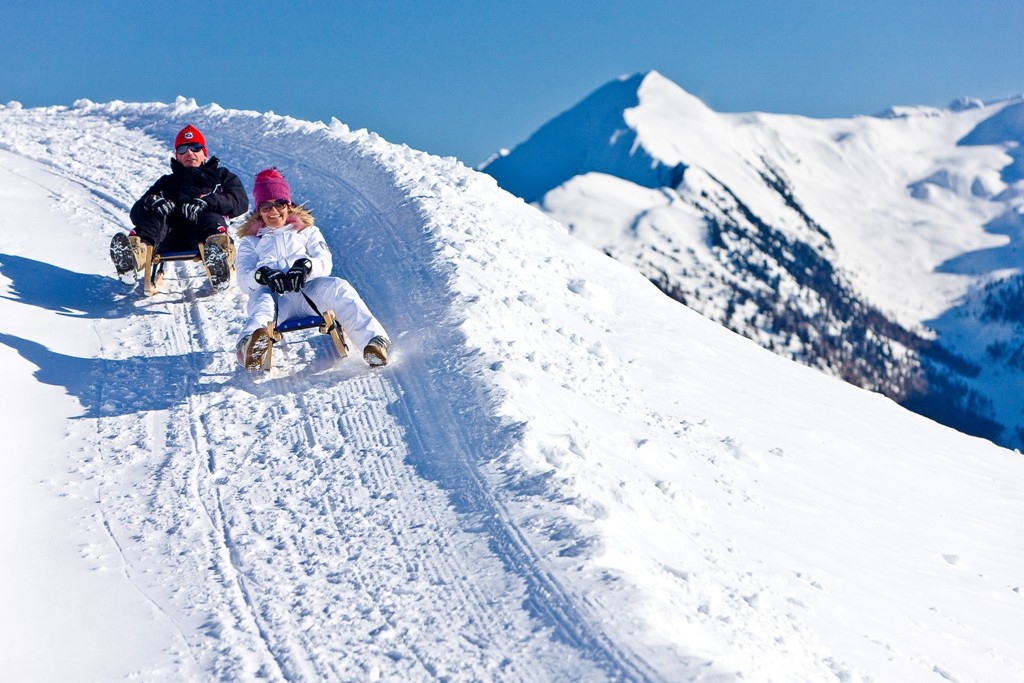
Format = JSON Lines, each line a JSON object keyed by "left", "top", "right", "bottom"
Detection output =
{"left": 237, "top": 328, "right": 273, "bottom": 372}
{"left": 363, "top": 335, "right": 391, "bottom": 367}
{"left": 110, "top": 232, "right": 146, "bottom": 282}
{"left": 130, "top": 235, "right": 149, "bottom": 269}
{"left": 202, "top": 233, "right": 234, "bottom": 290}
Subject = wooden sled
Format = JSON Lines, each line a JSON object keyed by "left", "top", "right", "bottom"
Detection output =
{"left": 143, "top": 243, "right": 231, "bottom": 296}
{"left": 257, "top": 309, "right": 348, "bottom": 371}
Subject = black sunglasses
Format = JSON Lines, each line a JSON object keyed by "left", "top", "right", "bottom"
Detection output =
{"left": 258, "top": 199, "right": 290, "bottom": 212}
{"left": 175, "top": 143, "right": 204, "bottom": 154}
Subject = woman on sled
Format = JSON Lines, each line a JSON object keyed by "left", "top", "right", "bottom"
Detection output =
{"left": 234, "top": 168, "right": 391, "bottom": 372}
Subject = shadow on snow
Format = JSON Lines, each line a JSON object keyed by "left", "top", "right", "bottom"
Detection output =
{"left": 0, "top": 252, "right": 149, "bottom": 320}
{"left": 0, "top": 332, "right": 220, "bottom": 418}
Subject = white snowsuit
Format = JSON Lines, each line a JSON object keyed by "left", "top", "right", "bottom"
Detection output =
{"left": 235, "top": 216, "right": 388, "bottom": 352}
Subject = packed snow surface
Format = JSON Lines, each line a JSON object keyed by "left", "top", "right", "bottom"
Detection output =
{"left": 1, "top": 98, "right": 1022, "bottom": 682}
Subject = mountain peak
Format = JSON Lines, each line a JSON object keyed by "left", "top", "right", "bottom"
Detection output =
{"left": 480, "top": 71, "right": 699, "bottom": 201}
{"left": 634, "top": 70, "right": 713, "bottom": 113}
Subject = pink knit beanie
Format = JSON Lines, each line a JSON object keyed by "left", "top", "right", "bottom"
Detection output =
{"left": 252, "top": 168, "right": 291, "bottom": 205}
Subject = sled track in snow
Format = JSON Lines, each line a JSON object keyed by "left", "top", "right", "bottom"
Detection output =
{"left": 251, "top": 142, "right": 661, "bottom": 681}
{"left": 94, "top": 274, "right": 593, "bottom": 679}
{"left": 92, "top": 269, "right": 583, "bottom": 681}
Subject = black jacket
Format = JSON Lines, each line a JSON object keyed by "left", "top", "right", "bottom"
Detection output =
{"left": 130, "top": 157, "right": 248, "bottom": 225}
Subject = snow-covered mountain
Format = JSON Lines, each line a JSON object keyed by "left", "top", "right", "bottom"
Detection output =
{"left": 482, "top": 71, "right": 1024, "bottom": 450}
{"left": 1, "top": 99, "right": 1023, "bottom": 682}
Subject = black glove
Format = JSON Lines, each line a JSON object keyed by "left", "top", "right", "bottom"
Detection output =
{"left": 180, "top": 198, "right": 208, "bottom": 222}
{"left": 255, "top": 266, "right": 287, "bottom": 294}
{"left": 284, "top": 258, "right": 312, "bottom": 292}
{"left": 143, "top": 195, "right": 175, "bottom": 217}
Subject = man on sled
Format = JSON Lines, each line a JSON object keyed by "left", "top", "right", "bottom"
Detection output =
{"left": 110, "top": 124, "right": 248, "bottom": 292}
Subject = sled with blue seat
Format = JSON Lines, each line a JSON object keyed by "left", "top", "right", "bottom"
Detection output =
{"left": 144, "top": 247, "right": 201, "bottom": 296}
{"left": 257, "top": 308, "right": 348, "bottom": 371}
{"left": 143, "top": 241, "right": 231, "bottom": 296}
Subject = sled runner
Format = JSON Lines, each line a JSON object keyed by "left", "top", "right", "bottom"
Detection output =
{"left": 143, "top": 247, "right": 198, "bottom": 295}
{"left": 142, "top": 241, "right": 232, "bottom": 296}
{"left": 252, "top": 306, "right": 349, "bottom": 372}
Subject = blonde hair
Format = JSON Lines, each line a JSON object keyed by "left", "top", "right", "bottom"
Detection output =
{"left": 236, "top": 203, "right": 315, "bottom": 237}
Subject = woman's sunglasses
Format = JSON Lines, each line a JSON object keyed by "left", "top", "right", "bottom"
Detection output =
{"left": 175, "top": 143, "right": 204, "bottom": 155}
{"left": 258, "top": 199, "right": 290, "bottom": 212}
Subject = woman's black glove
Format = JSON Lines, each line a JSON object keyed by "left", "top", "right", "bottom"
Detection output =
{"left": 284, "top": 258, "right": 312, "bottom": 292}
{"left": 255, "top": 266, "right": 287, "bottom": 294}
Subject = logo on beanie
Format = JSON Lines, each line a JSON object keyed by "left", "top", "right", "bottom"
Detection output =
{"left": 182, "top": 131, "right": 195, "bottom": 140}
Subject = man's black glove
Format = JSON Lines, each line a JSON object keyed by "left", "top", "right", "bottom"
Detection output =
{"left": 284, "top": 258, "right": 312, "bottom": 292}
{"left": 255, "top": 266, "right": 287, "bottom": 294}
{"left": 143, "top": 195, "right": 175, "bottom": 217}
{"left": 180, "top": 198, "right": 208, "bottom": 222}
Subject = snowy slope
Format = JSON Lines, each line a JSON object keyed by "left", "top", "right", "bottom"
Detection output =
{"left": 482, "top": 71, "right": 1024, "bottom": 450}
{"left": 1, "top": 99, "right": 1023, "bottom": 682}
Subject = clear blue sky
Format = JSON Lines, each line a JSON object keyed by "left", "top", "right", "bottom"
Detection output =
{"left": 3, "top": 1, "right": 1023, "bottom": 165}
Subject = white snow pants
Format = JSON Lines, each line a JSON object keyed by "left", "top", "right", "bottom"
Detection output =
{"left": 238, "top": 276, "right": 388, "bottom": 352}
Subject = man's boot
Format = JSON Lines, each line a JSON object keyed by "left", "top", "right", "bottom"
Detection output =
{"left": 203, "top": 233, "right": 234, "bottom": 290}
{"left": 110, "top": 232, "right": 148, "bottom": 284}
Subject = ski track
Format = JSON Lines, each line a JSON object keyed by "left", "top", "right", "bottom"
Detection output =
{"left": 5, "top": 104, "right": 657, "bottom": 681}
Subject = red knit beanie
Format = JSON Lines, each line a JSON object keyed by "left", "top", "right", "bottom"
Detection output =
{"left": 174, "top": 125, "right": 206, "bottom": 152}
{"left": 253, "top": 168, "right": 292, "bottom": 205}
